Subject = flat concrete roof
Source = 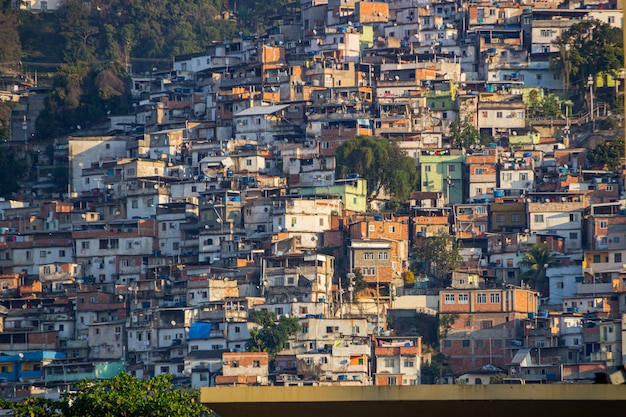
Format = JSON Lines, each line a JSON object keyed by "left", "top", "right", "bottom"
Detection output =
{"left": 201, "top": 385, "right": 626, "bottom": 417}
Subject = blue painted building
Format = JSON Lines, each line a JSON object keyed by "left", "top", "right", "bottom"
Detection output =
{"left": 0, "top": 351, "right": 66, "bottom": 382}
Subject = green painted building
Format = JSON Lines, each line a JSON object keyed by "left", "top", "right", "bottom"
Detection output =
{"left": 420, "top": 153, "right": 465, "bottom": 205}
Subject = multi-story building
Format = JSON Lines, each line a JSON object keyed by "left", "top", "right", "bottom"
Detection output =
{"left": 373, "top": 336, "right": 422, "bottom": 386}
{"left": 439, "top": 286, "right": 539, "bottom": 374}
{"left": 466, "top": 152, "right": 497, "bottom": 202}
{"left": 420, "top": 151, "right": 465, "bottom": 205}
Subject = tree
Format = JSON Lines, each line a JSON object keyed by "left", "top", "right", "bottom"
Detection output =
{"left": 402, "top": 270, "right": 415, "bottom": 286}
{"left": 0, "top": 11, "right": 21, "bottom": 68}
{"left": 411, "top": 231, "right": 461, "bottom": 286}
{"left": 0, "top": 148, "right": 27, "bottom": 197}
{"left": 335, "top": 135, "right": 419, "bottom": 201}
{"left": 519, "top": 243, "right": 558, "bottom": 295}
{"left": 552, "top": 20, "right": 623, "bottom": 90}
{"left": 247, "top": 310, "right": 301, "bottom": 357}
{"left": 0, "top": 100, "right": 13, "bottom": 142}
{"left": 526, "top": 89, "right": 562, "bottom": 119}
{"left": 0, "top": 373, "right": 210, "bottom": 417}
{"left": 449, "top": 114, "right": 482, "bottom": 148}
{"left": 587, "top": 137, "right": 624, "bottom": 171}
{"left": 35, "top": 62, "right": 131, "bottom": 139}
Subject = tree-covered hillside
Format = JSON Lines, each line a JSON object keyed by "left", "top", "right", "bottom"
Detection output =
{"left": 0, "top": 0, "right": 296, "bottom": 73}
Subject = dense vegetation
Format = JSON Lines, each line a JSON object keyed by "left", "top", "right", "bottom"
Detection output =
{"left": 0, "top": 0, "right": 295, "bottom": 71}
{"left": 335, "top": 135, "right": 420, "bottom": 202}
{"left": 553, "top": 19, "right": 624, "bottom": 91}
{"left": 246, "top": 310, "right": 301, "bottom": 358}
{"left": 0, "top": 373, "right": 211, "bottom": 417}
{"left": 34, "top": 61, "right": 132, "bottom": 139}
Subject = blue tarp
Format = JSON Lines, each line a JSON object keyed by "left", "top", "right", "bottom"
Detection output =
{"left": 188, "top": 322, "right": 212, "bottom": 340}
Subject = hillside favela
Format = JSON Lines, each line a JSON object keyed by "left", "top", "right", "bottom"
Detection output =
{"left": 0, "top": 0, "right": 625, "bottom": 406}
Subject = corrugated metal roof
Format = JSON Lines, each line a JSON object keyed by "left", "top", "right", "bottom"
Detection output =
{"left": 234, "top": 104, "right": 289, "bottom": 117}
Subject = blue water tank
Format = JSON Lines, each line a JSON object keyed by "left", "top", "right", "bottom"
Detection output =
{"left": 494, "top": 190, "right": 505, "bottom": 197}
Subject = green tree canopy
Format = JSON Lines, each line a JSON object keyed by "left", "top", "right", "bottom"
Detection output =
{"left": 449, "top": 114, "right": 482, "bottom": 148}
{"left": 587, "top": 137, "right": 624, "bottom": 171}
{"left": 552, "top": 19, "right": 624, "bottom": 90}
{"left": 247, "top": 310, "right": 301, "bottom": 357}
{"left": 0, "top": 373, "right": 210, "bottom": 417}
{"left": 35, "top": 61, "right": 131, "bottom": 139}
{"left": 335, "top": 135, "right": 419, "bottom": 201}
{"left": 0, "top": 10, "right": 21, "bottom": 67}
{"left": 519, "top": 243, "right": 559, "bottom": 295}
{"left": 526, "top": 90, "right": 562, "bottom": 119}
{"left": 0, "top": 148, "right": 27, "bottom": 198}
{"left": 411, "top": 231, "right": 461, "bottom": 286}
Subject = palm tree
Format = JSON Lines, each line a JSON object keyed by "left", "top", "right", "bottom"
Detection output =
{"left": 519, "top": 243, "right": 559, "bottom": 296}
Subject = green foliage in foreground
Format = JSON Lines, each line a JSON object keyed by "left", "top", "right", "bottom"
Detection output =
{"left": 0, "top": 373, "right": 211, "bottom": 417}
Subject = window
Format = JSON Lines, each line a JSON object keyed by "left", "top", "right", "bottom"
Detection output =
{"left": 511, "top": 214, "right": 521, "bottom": 222}
{"left": 475, "top": 339, "right": 484, "bottom": 348}
{"left": 424, "top": 165, "right": 431, "bottom": 172}
{"left": 496, "top": 215, "right": 506, "bottom": 223}
{"left": 462, "top": 340, "right": 470, "bottom": 348}
{"left": 378, "top": 251, "right": 389, "bottom": 260}
{"left": 474, "top": 168, "right": 486, "bottom": 175}
{"left": 569, "top": 213, "right": 579, "bottom": 222}
{"left": 496, "top": 111, "right": 503, "bottom": 118}
{"left": 403, "top": 359, "right": 415, "bottom": 367}
{"left": 443, "top": 339, "right": 452, "bottom": 348}
{"left": 481, "top": 320, "right": 493, "bottom": 329}
{"left": 231, "top": 361, "right": 239, "bottom": 368}
{"left": 534, "top": 214, "right": 544, "bottom": 223}
{"left": 475, "top": 206, "right": 487, "bottom": 214}
{"left": 131, "top": 199, "right": 138, "bottom": 209}
{"left": 59, "top": 250, "right": 66, "bottom": 257}
{"left": 387, "top": 376, "right": 398, "bottom": 385}
{"left": 326, "top": 326, "right": 333, "bottom": 333}
{"left": 615, "top": 253, "right": 622, "bottom": 263}
{"left": 384, "top": 358, "right": 395, "bottom": 368}
{"left": 540, "top": 30, "right": 552, "bottom": 37}
{"left": 40, "top": 250, "right": 46, "bottom": 258}
{"left": 493, "top": 339, "right": 502, "bottom": 348}
{"left": 599, "top": 221, "right": 608, "bottom": 229}
{"left": 477, "top": 293, "right": 487, "bottom": 304}
{"left": 389, "top": 226, "right": 396, "bottom": 233}
{"left": 253, "top": 360, "right": 260, "bottom": 368}
{"left": 593, "top": 254, "right": 601, "bottom": 263}
{"left": 363, "top": 252, "right": 374, "bottom": 260}
{"left": 362, "top": 267, "right": 376, "bottom": 276}
{"left": 503, "top": 173, "right": 512, "bottom": 181}
{"left": 569, "top": 232, "right": 578, "bottom": 239}
{"left": 445, "top": 294, "right": 455, "bottom": 304}
{"left": 458, "top": 294, "right": 469, "bottom": 304}
{"left": 448, "top": 165, "right": 456, "bottom": 172}
{"left": 556, "top": 282, "right": 564, "bottom": 289}
{"left": 520, "top": 173, "right": 528, "bottom": 181}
